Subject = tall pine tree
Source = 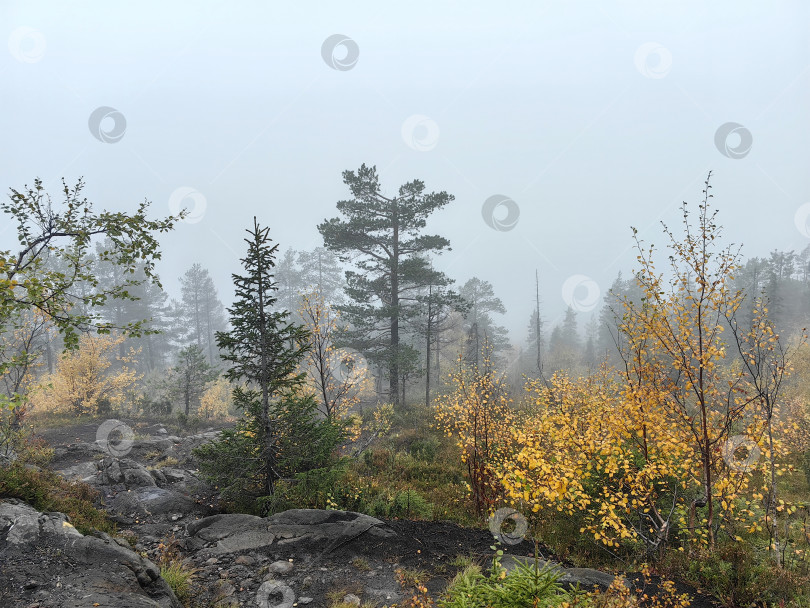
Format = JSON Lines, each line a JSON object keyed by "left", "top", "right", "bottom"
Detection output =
{"left": 459, "top": 277, "right": 509, "bottom": 368}
{"left": 179, "top": 263, "right": 227, "bottom": 364}
{"left": 318, "top": 164, "right": 454, "bottom": 406}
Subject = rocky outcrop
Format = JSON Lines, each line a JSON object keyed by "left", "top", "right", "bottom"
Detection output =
{"left": 185, "top": 508, "right": 396, "bottom": 556}
{"left": 97, "top": 456, "right": 158, "bottom": 488}
{"left": 0, "top": 499, "right": 182, "bottom": 608}
{"left": 181, "top": 509, "right": 403, "bottom": 607}
{"left": 109, "top": 486, "right": 200, "bottom": 519}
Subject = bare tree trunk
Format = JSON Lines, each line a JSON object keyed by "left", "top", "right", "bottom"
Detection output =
{"left": 425, "top": 288, "right": 432, "bottom": 407}
{"left": 390, "top": 203, "right": 400, "bottom": 407}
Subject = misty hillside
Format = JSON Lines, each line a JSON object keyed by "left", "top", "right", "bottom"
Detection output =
{"left": 2, "top": 3, "right": 810, "bottom": 608}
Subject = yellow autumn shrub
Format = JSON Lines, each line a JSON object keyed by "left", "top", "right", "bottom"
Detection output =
{"left": 30, "top": 333, "right": 139, "bottom": 415}
{"left": 198, "top": 376, "right": 232, "bottom": 419}
{"left": 434, "top": 357, "right": 516, "bottom": 516}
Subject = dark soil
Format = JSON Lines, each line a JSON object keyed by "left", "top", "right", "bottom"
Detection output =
{"left": 341, "top": 519, "right": 721, "bottom": 607}
{"left": 350, "top": 517, "right": 565, "bottom": 570}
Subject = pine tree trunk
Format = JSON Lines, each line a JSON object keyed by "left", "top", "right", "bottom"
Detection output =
{"left": 390, "top": 203, "right": 400, "bottom": 407}
{"left": 425, "top": 291, "right": 432, "bottom": 407}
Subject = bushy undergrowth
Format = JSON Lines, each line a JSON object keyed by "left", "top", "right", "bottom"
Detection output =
{"left": 195, "top": 389, "right": 349, "bottom": 515}
{"left": 0, "top": 460, "right": 114, "bottom": 535}
{"left": 661, "top": 537, "right": 810, "bottom": 607}
{"left": 261, "top": 403, "right": 476, "bottom": 524}
{"left": 393, "top": 548, "right": 693, "bottom": 608}
{"left": 155, "top": 534, "right": 198, "bottom": 606}
{"left": 438, "top": 549, "right": 574, "bottom": 608}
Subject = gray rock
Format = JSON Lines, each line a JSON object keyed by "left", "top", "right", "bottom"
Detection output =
{"left": 0, "top": 499, "right": 182, "bottom": 608}
{"left": 162, "top": 468, "right": 186, "bottom": 483}
{"left": 130, "top": 438, "right": 175, "bottom": 456}
{"left": 100, "top": 457, "right": 124, "bottom": 483}
{"left": 255, "top": 581, "right": 296, "bottom": 608}
{"left": 56, "top": 461, "right": 98, "bottom": 482}
{"left": 97, "top": 457, "right": 157, "bottom": 489}
{"left": 343, "top": 593, "right": 361, "bottom": 606}
{"left": 184, "top": 430, "right": 220, "bottom": 444}
{"left": 124, "top": 465, "right": 157, "bottom": 487}
{"left": 109, "top": 486, "right": 198, "bottom": 517}
{"left": 364, "top": 570, "right": 402, "bottom": 603}
{"left": 561, "top": 567, "right": 626, "bottom": 590}
{"left": 187, "top": 513, "right": 262, "bottom": 537}
{"left": 267, "top": 560, "right": 294, "bottom": 574}
{"left": 51, "top": 442, "right": 103, "bottom": 462}
{"left": 365, "top": 586, "right": 402, "bottom": 603}
{"left": 0, "top": 500, "right": 82, "bottom": 546}
{"left": 218, "top": 580, "right": 236, "bottom": 596}
{"left": 266, "top": 508, "right": 396, "bottom": 540}
{"left": 150, "top": 468, "right": 168, "bottom": 487}
{"left": 187, "top": 509, "right": 396, "bottom": 556}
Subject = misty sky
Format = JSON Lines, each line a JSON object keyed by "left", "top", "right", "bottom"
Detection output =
{"left": 2, "top": 1, "right": 809, "bottom": 342}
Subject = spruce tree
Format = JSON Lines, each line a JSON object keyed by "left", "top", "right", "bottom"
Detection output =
{"left": 171, "top": 344, "right": 218, "bottom": 416}
{"left": 215, "top": 218, "right": 310, "bottom": 496}
{"left": 198, "top": 218, "right": 343, "bottom": 503}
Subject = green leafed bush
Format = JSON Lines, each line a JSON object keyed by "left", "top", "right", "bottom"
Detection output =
{"left": 438, "top": 549, "right": 581, "bottom": 608}
{"left": 390, "top": 489, "right": 432, "bottom": 519}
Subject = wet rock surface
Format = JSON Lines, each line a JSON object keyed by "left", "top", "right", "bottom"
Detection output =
{"left": 0, "top": 499, "right": 182, "bottom": 608}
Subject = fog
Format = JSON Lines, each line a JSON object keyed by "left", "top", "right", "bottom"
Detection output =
{"left": 2, "top": 0, "right": 809, "bottom": 341}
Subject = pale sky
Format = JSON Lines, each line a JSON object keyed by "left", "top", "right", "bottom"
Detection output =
{"left": 2, "top": 1, "right": 809, "bottom": 341}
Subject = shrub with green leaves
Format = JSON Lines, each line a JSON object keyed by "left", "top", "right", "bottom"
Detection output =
{"left": 390, "top": 489, "right": 432, "bottom": 519}
{"left": 669, "top": 540, "right": 789, "bottom": 607}
{"left": 368, "top": 496, "right": 391, "bottom": 518}
{"left": 194, "top": 387, "right": 347, "bottom": 514}
{"left": 439, "top": 548, "right": 583, "bottom": 608}
{"left": 408, "top": 436, "right": 440, "bottom": 461}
